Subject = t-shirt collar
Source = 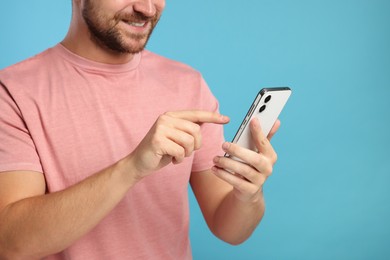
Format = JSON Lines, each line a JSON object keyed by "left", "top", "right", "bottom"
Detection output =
{"left": 53, "top": 43, "right": 141, "bottom": 73}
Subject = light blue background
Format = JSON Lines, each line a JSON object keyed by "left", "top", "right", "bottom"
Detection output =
{"left": 1, "top": 1, "right": 389, "bottom": 259}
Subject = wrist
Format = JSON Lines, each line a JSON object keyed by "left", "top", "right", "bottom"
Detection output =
{"left": 233, "top": 188, "right": 265, "bottom": 206}
{"left": 115, "top": 154, "right": 143, "bottom": 187}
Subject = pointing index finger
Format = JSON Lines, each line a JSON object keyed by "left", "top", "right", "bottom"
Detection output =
{"left": 165, "top": 110, "right": 230, "bottom": 125}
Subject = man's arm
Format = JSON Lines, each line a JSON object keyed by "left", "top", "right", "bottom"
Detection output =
{"left": 0, "top": 159, "right": 137, "bottom": 259}
{"left": 0, "top": 111, "right": 229, "bottom": 259}
{"left": 190, "top": 118, "right": 280, "bottom": 244}
{"left": 190, "top": 168, "right": 266, "bottom": 245}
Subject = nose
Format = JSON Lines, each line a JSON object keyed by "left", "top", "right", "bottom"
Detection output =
{"left": 133, "top": 0, "right": 156, "bottom": 17}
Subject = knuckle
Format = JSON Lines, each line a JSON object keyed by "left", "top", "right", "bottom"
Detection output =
{"left": 183, "top": 136, "right": 195, "bottom": 155}
{"left": 271, "top": 151, "right": 278, "bottom": 164}
{"left": 188, "top": 123, "right": 201, "bottom": 136}
{"left": 260, "top": 137, "right": 269, "bottom": 147}
{"left": 193, "top": 123, "right": 201, "bottom": 132}
{"left": 253, "top": 155, "right": 273, "bottom": 176}
{"left": 163, "top": 111, "right": 174, "bottom": 117}
{"left": 263, "top": 161, "right": 273, "bottom": 176}
{"left": 228, "top": 143, "right": 237, "bottom": 154}
{"left": 154, "top": 122, "right": 167, "bottom": 134}
{"left": 151, "top": 135, "right": 164, "bottom": 148}
{"left": 188, "top": 135, "right": 195, "bottom": 147}
{"left": 182, "top": 134, "right": 194, "bottom": 146}
{"left": 175, "top": 146, "right": 185, "bottom": 158}
{"left": 157, "top": 114, "right": 169, "bottom": 124}
{"left": 192, "top": 125, "right": 202, "bottom": 149}
{"left": 251, "top": 153, "right": 263, "bottom": 169}
{"left": 258, "top": 174, "right": 267, "bottom": 186}
{"left": 195, "top": 135, "right": 202, "bottom": 150}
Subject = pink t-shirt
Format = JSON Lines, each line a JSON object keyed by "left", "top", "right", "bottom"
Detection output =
{"left": 0, "top": 44, "right": 225, "bottom": 259}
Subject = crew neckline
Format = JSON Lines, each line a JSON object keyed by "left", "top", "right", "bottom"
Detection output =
{"left": 52, "top": 43, "right": 142, "bottom": 73}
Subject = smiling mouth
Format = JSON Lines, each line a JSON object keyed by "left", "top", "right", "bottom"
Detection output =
{"left": 122, "top": 20, "right": 147, "bottom": 27}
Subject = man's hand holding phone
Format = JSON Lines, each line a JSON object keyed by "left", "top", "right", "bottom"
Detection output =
{"left": 212, "top": 87, "right": 291, "bottom": 202}
{"left": 212, "top": 118, "right": 280, "bottom": 203}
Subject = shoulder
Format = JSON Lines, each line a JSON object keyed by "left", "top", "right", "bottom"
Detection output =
{"left": 0, "top": 48, "right": 54, "bottom": 93}
{"left": 0, "top": 49, "right": 52, "bottom": 79}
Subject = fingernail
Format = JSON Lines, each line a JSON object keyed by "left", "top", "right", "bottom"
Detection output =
{"left": 220, "top": 115, "right": 229, "bottom": 122}
{"left": 252, "top": 118, "right": 261, "bottom": 129}
{"left": 222, "top": 142, "right": 230, "bottom": 151}
{"left": 213, "top": 156, "right": 220, "bottom": 163}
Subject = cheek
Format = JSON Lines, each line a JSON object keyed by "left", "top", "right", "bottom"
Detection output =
{"left": 91, "top": 0, "right": 121, "bottom": 17}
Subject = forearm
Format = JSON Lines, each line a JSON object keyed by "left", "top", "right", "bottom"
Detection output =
{"left": 0, "top": 157, "right": 136, "bottom": 259}
{"left": 211, "top": 190, "right": 265, "bottom": 245}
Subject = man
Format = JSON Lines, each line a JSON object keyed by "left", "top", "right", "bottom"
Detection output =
{"left": 0, "top": 0, "right": 280, "bottom": 259}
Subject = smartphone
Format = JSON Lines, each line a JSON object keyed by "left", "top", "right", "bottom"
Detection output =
{"left": 227, "top": 87, "right": 292, "bottom": 156}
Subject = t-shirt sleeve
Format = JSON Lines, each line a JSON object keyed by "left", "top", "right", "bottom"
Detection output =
{"left": 191, "top": 76, "right": 225, "bottom": 173}
{"left": 0, "top": 82, "right": 43, "bottom": 173}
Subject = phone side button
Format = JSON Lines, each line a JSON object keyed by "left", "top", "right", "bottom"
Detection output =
{"left": 241, "top": 119, "right": 247, "bottom": 128}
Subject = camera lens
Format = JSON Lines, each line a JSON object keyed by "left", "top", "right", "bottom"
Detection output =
{"left": 265, "top": 95, "right": 271, "bottom": 103}
{"left": 259, "top": 105, "right": 266, "bottom": 113}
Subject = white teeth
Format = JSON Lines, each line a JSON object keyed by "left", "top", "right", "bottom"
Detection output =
{"left": 128, "top": 22, "right": 145, "bottom": 27}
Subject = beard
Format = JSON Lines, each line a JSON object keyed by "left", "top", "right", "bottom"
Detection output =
{"left": 82, "top": 0, "right": 160, "bottom": 54}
